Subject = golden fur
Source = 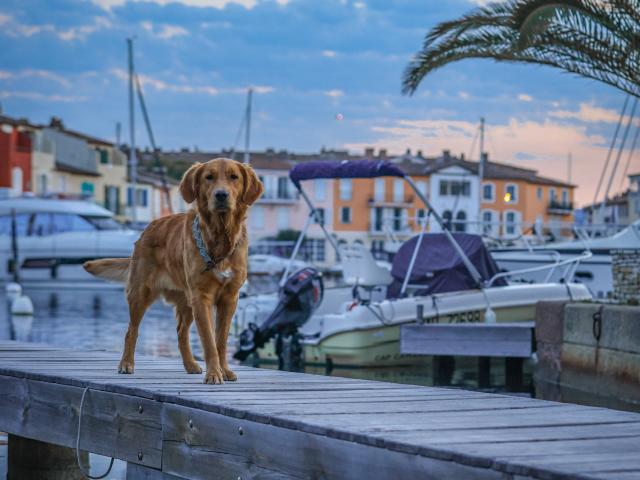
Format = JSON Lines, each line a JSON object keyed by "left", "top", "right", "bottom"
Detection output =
{"left": 84, "top": 158, "right": 263, "bottom": 384}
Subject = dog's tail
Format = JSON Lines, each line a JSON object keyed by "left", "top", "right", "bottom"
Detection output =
{"left": 83, "top": 258, "right": 130, "bottom": 283}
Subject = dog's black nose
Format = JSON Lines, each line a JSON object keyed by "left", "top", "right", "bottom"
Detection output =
{"left": 215, "top": 190, "right": 229, "bottom": 202}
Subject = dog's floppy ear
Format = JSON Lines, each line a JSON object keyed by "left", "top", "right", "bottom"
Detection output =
{"left": 240, "top": 163, "right": 264, "bottom": 205}
{"left": 180, "top": 162, "right": 203, "bottom": 204}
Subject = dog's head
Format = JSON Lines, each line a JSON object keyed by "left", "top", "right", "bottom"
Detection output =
{"left": 180, "top": 158, "right": 263, "bottom": 215}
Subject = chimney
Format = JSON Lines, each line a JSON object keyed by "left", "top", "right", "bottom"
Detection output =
{"left": 460, "top": 153, "right": 465, "bottom": 161}
{"left": 49, "top": 116, "right": 65, "bottom": 130}
{"left": 365, "top": 147, "right": 375, "bottom": 158}
{"left": 378, "top": 149, "right": 387, "bottom": 159}
{"left": 443, "top": 149, "right": 451, "bottom": 161}
{"left": 416, "top": 150, "right": 423, "bottom": 158}
{"left": 481, "top": 152, "right": 489, "bottom": 163}
{"left": 405, "top": 148, "right": 411, "bottom": 156}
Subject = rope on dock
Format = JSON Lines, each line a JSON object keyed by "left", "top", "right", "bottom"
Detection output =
{"left": 76, "top": 387, "right": 115, "bottom": 479}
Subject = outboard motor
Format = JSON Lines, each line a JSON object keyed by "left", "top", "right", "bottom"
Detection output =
{"left": 234, "top": 267, "right": 323, "bottom": 369}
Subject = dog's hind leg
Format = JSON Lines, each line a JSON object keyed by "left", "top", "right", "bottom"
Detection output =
{"left": 118, "top": 285, "right": 155, "bottom": 374}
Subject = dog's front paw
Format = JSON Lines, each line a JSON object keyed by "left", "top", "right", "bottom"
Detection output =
{"left": 223, "top": 367, "right": 237, "bottom": 382}
{"left": 183, "top": 361, "right": 203, "bottom": 374}
{"left": 203, "top": 367, "right": 225, "bottom": 384}
{"left": 118, "top": 360, "right": 134, "bottom": 374}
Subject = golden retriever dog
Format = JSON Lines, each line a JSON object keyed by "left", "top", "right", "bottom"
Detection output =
{"left": 84, "top": 158, "right": 263, "bottom": 384}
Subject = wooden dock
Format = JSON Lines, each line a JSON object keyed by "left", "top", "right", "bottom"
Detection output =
{"left": 1, "top": 341, "right": 640, "bottom": 479}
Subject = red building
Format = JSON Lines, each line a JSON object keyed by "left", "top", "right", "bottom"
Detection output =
{"left": 0, "top": 115, "right": 34, "bottom": 194}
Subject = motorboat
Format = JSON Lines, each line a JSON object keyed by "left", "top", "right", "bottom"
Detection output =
{"left": 233, "top": 160, "right": 592, "bottom": 368}
{"left": 0, "top": 197, "right": 139, "bottom": 283}
{"left": 491, "top": 221, "right": 640, "bottom": 299}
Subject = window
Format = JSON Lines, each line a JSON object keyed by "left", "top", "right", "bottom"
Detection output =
{"left": 11, "top": 167, "right": 23, "bottom": 195}
{"left": 98, "top": 149, "right": 109, "bottom": 165}
{"left": 340, "top": 207, "right": 352, "bottom": 224}
{"left": 104, "top": 185, "right": 121, "bottom": 214}
{"left": 417, "top": 209, "right": 426, "bottom": 227}
{"left": 393, "top": 179, "right": 404, "bottom": 202}
{"left": 50, "top": 214, "right": 95, "bottom": 234}
{"left": 505, "top": 184, "right": 518, "bottom": 203}
{"left": 562, "top": 189, "right": 569, "bottom": 204}
{"left": 504, "top": 211, "right": 521, "bottom": 236}
{"left": 374, "top": 178, "right": 385, "bottom": 201}
{"left": 443, "top": 210, "right": 452, "bottom": 230}
{"left": 536, "top": 187, "right": 543, "bottom": 200}
{"left": 373, "top": 207, "right": 384, "bottom": 231}
{"left": 549, "top": 188, "right": 557, "bottom": 202}
{"left": 37, "top": 174, "right": 48, "bottom": 194}
{"left": 277, "top": 177, "right": 290, "bottom": 199}
{"left": 301, "top": 238, "right": 326, "bottom": 262}
{"left": 482, "top": 210, "right": 493, "bottom": 234}
{"left": 455, "top": 210, "right": 467, "bottom": 232}
{"left": 251, "top": 206, "right": 265, "bottom": 229}
{"left": 277, "top": 207, "right": 289, "bottom": 229}
{"left": 314, "top": 208, "right": 325, "bottom": 225}
{"left": 314, "top": 179, "right": 326, "bottom": 202}
{"left": 439, "top": 180, "right": 448, "bottom": 196}
{"left": 127, "top": 187, "right": 148, "bottom": 207}
{"left": 59, "top": 176, "right": 67, "bottom": 193}
{"left": 393, "top": 207, "right": 402, "bottom": 231}
{"left": 339, "top": 179, "right": 352, "bottom": 201}
{"left": 482, "top": 183, "right": 495, "bottom": 201}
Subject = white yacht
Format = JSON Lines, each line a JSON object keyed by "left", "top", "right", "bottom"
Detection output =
{"left": 0, "top": 197, "right": 139, "bottom": 283}
{"left": 491, "top": 221, "right": 640, "bottom": 299}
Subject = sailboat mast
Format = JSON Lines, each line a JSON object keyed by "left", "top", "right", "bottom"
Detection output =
{"left": 477, "top": 117, "right": 485, "bottom": 233}
{"left": 243, "top": 88, "right": 253, "bottom": 164}
{"left": 127, "top": 37, "right": 138, "bottom": 223}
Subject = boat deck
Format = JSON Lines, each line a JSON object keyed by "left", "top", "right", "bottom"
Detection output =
{"left": 1, "top": 341, "right": 640, "bottom": 479}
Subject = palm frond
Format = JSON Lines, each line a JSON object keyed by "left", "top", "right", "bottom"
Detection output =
{"left": 403, "top": 0, "right": 640, "bottom": 97}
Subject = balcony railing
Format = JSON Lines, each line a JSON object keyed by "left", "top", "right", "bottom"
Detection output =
{"left": 257, "top": 191, "right": 299, "bottom": 204}
{"left": 368, "top": 195, "right": 415, "bottom": 208}
{"left": 547, "top": 200, "right": 573, "bottom": 214}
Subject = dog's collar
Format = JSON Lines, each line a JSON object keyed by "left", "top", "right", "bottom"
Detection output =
{"left": 192, "top": 215, "right": 234, "bottom": 279}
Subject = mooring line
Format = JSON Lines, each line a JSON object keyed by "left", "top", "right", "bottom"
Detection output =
{"left": 76, "top": 387, "right": 115, "bottom": 479}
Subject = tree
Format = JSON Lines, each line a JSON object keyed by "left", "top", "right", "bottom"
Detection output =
{"left": 403, "top": 0, "right": 640, "bottom": 98}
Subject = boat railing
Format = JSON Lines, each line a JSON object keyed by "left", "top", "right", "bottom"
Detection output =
{"left": 486, "top": 250, "right": 593, "bottom": 287}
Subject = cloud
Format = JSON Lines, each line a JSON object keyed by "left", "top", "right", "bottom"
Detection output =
{"left": 141, "top": 21, "right": 189, "bottom": 39}
{"left": 458, "top": 91, "right": 470, "bottom": 100}
{"left": 0, "top": 69, "right": 71, "bottom": 87}
{"left": 353, "top": 1, "right": 366, "bottom": 8}
{"left": 324, "top": 89, "right": 344, "bottom": 98}
{"left": 0, "top": 14, "right": 111, "bottom": 41}
{"left": 111, "top": 68, "right": 274, "bottom": 96}
{"left": 321, "top": 50, "right": 337, "bottom": 58}
{"left": 91, "top": 0, "right": 259, "bottom": 11}
{"left": 518, "top": 93, "right": 533, "bottom": 102}
{"left": 0, "top": 91, "right": 87, "bottom": 102}
{"left": 344, "top": 116, "right": 615, "bottom": 206}
{"left": 549, "top": 102, "right": 626, "bottom": 124}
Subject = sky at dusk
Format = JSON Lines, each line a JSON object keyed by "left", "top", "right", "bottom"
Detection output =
{"left": 0, "top": 0, "right": 637, "bottom": 206}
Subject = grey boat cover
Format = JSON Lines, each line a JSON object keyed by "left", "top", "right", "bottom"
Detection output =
{"left": 387, "top": 233, "right": 506, "bottom": 298}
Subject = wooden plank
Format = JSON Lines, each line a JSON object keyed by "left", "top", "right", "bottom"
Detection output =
{"left": 401, "top": 322, "right": 534, "bottom": 357}
{"left": 161, "top": 403, "right": 504, "bottom": 480}
{"left": 0, "top": 375, "right": 162, "bottom": 469}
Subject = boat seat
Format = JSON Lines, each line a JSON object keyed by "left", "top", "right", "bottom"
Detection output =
{"left": 340, "top": 244, "right": 393, "bottom": 288}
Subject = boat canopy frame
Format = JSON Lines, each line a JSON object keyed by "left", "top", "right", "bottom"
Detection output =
{"left": 280, "top": 160, "right": 484, "bottom": 288}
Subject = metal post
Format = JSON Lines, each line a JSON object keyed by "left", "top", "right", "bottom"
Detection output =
{"left": 400, "top": 213, "right": 428, "bottom": 296}
{"left": 127, "top": 37, "right": 138, "bottom": 223}
{"left": 243, "top": 88, "right": 252, "bottom": 164}
{"left": 10, "top": 208, "right": 19, "bottom": 283}
{"left": 405, "top": 175, "right": 484, "bottom": 287}
{"left": 298, "top": 187, "right": 341, "bottom": 261}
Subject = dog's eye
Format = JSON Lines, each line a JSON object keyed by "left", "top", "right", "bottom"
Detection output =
{"left": 230, "top": 174, "right": 239, "bottom": 180}
{"left": 205, "top": 174, "right": 214, "bottom": 181}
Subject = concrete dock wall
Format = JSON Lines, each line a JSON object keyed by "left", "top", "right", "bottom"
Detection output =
{"left": 535, "top": 302, "right": 640, "bottom": 411}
